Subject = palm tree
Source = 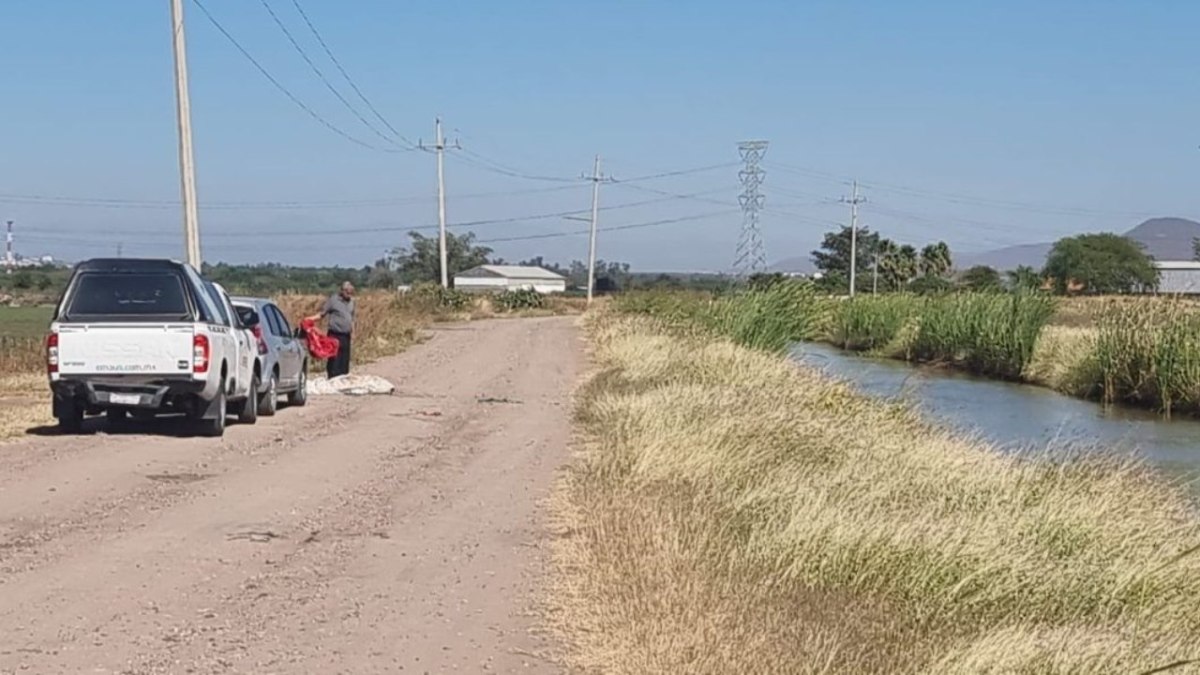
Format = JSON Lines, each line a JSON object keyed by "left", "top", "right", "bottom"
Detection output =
{"left": 920, "top": 242, "right": 953, "bottom": 278}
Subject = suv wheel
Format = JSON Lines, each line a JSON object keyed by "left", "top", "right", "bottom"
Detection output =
{"left": 290, "top": 366, "right": 309, "bottom": 407}
{"left": 258, "top": 371, "right": 279, "bottom": 416}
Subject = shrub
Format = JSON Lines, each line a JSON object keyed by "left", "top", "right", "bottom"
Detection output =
{"left": 493, "top": 288, "right": 545, "bottom": 311}
{"left": 400, "top": 283, "right": 471, "bottom": 312}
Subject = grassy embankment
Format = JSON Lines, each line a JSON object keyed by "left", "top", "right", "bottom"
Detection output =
{"left": 551, "top": 286, "right": 1200, "bottom": 673}
{"left": 828, "top": 292, "right": 1200, "bottom": 417}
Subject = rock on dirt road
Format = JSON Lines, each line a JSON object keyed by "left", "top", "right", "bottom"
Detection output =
{"left": 0, "top": 317, "right": 579, "bottom": 674}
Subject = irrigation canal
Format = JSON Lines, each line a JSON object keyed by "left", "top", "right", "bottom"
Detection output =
{"left": 791, "top": 343, "right": 1200, "bottom": 488}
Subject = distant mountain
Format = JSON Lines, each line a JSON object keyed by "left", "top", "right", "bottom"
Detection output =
{"left": 781, "top": 217, "right": 1200, "bottom": 274}
{"left": 770, "top": 256, "right": 816, "bottom": 274}
{"left": 1124, "top": 217, "right": 1200, "bottom": 261}
{"left": 956, "top": 242, "right": 1053, "bottom": 271}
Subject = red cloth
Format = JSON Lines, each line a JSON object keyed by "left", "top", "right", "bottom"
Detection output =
{"left": 300, "top": 318, "right": 340, "bottom": 360}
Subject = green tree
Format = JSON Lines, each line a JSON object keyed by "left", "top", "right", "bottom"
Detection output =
{"left": 567, "top": 259, "right": 631, "bottom": 292}
{"left": 908, "top": 274, "right": 953, "bottom": 295}
{"left": 959, "top": 265, "right": 1003, "bottom": 292}
{"left": 387, "top": 231, "right": 493, "bottom": 285}
{"left": 1006, "top": 265, "right": 1042, "bottom": 291}
{"left": 1193, "top": 237, "right": 1200, "bottom": 262}
{"left": 812, "top": 225, "right": 884, "bottom": 293}
{"left": 919, "top": 242, "right": 953, "bottom": 278}
{"left": 1042, "top": 233, "right": 1158, "bottom": 294}
{"left": 875, "top": 242, "right": 921, "bottom": 291}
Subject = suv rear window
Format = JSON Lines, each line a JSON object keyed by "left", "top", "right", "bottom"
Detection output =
{"left": 64, "top": 272, "right": 191, "bottom": 319}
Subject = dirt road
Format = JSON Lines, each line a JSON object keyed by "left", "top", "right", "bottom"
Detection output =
{"left": 0, "top": 317, "right": 580, "bottom": 674}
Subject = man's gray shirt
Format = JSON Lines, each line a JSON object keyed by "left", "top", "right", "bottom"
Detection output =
{"left": 323, "top": 294, "right": 355, "bottom": 334}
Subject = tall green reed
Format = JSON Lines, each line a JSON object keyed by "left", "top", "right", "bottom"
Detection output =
{"left": 1092, "top": 301, "right": 1200, "bottom": 416}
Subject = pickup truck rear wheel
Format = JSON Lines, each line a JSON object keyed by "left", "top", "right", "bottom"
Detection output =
{"left": 237, "top": 371, "right": 260, "bottom": 424}
{"left": 105, "top": 408, "right": 128, "bottom": 428}
{"left": 197, "top": 380, "right": 228, "bottom": 438}
{"left": 56, "top": 400, "right": 84, "bottom": 434}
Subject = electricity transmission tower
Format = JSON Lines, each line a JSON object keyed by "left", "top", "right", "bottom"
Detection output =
{"left": 733, "top": 141, "right": 768, "bottom": 276}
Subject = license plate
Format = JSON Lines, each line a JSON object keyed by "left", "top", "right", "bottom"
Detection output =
{"left": 110, "top": 393, "right": 141, "bottom": 406}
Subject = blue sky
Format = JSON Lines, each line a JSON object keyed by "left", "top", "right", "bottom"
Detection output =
{"left": 1, "top": 0, "right": 1198, "bottom": 271}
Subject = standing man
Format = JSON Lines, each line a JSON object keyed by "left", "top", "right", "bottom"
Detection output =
{"left": 308, "top": 281, "right": 356, "bottom": 378}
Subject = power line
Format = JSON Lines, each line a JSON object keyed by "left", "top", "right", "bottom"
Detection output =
{"left": 23, "top": 191, "right": 720, "bottom": 240}
{"left": 255, "top": 0, "right": 411, "bottom": 150}
{"left": 450, "top": 149, "right": 579, "bottom": 183}
{"left": 287, "top": 0, "right": 417, "bottom": 148}
{"left": 20, "top": 209, "right": 740, "bottom": 252}
{"left": 610, "top": 162, "right": 740, "bottom": 182}
{"left": 190, "top": 0, "right": 408, "bottom": 154}
{"left": 764, "top": 160, "right": 1160, "bottom": 219}
{"left": 0, "top": 184, "right": 584, "bottom": 210}
{"left": 478, "top": 210, "right": 740, "bottom": 244}
{"left": 611, "top": 181, "right": 737, "bottom": 207}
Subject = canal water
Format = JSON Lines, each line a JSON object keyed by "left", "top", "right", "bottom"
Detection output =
{"left": 790, "top": 343, "right": 1200, "bottom": 482}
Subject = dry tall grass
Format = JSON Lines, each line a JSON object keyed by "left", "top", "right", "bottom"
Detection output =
{"left": 550, "top": 312, "right": 1200, "bottom": 674}
{"left": 0, "top": 335, "right": 42, "bottom": 374}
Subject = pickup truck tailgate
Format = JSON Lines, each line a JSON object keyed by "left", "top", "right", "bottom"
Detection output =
{"left": 57, "top": 324, "right": 196, "bottom": 376}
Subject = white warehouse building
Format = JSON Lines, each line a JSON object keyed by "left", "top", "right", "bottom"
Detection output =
{"left": 1154, "top": 261, "right": 1200, "bottom": 295}
{"left": 453, "top": 265, "right": 569, "bottom": 294}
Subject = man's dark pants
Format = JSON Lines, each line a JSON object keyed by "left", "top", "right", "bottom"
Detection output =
{"left": 327, "top": 331, "right": 352, "bottom": 378}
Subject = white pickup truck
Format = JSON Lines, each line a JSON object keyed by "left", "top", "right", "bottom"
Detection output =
{"left": 47, "top": 258, "right": 262, "bottom": 436}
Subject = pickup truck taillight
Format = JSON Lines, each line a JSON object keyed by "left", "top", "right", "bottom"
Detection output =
{"left": 193, "top": 334, "right": 210, "bottom": 373}
{"left": 251, "top": 325, "right": 268, "bottom": 355}
{"left": 46, "top": 332, "right": 59, "bottom": 374}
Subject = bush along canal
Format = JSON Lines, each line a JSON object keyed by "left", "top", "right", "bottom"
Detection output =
{"left": 827, "top": 291, "right": 1200, "bottom": 419}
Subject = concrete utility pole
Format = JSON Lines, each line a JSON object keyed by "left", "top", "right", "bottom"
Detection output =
{"left": 5, "top": 220, "right": 13, "bottom": 274}
{"left": 586, "top": 155, "right": 602, "bottom": 304}
{"left": 170, "top": 0, "right": 202, "bottom": 268}
{"left": 434, "top": 118, "right": 449, "bottom": 288}
{"left": 841, "top": 180, "right": 865, "bottom": 297}
{"left": 872, "top": 252, "right": 879, "bottom": 295}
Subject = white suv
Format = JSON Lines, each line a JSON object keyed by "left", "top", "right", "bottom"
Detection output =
{"left": 47, "top": 258, "right": 260, "bottom": 437}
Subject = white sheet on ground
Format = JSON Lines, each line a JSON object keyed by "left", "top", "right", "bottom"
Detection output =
{"left": 306, "top": 374, "right": 395, "bottom": 396}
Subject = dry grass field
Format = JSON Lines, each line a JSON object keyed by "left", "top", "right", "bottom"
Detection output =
{"left": 549, "top": 310, "right": 1200, "bottom": 673}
